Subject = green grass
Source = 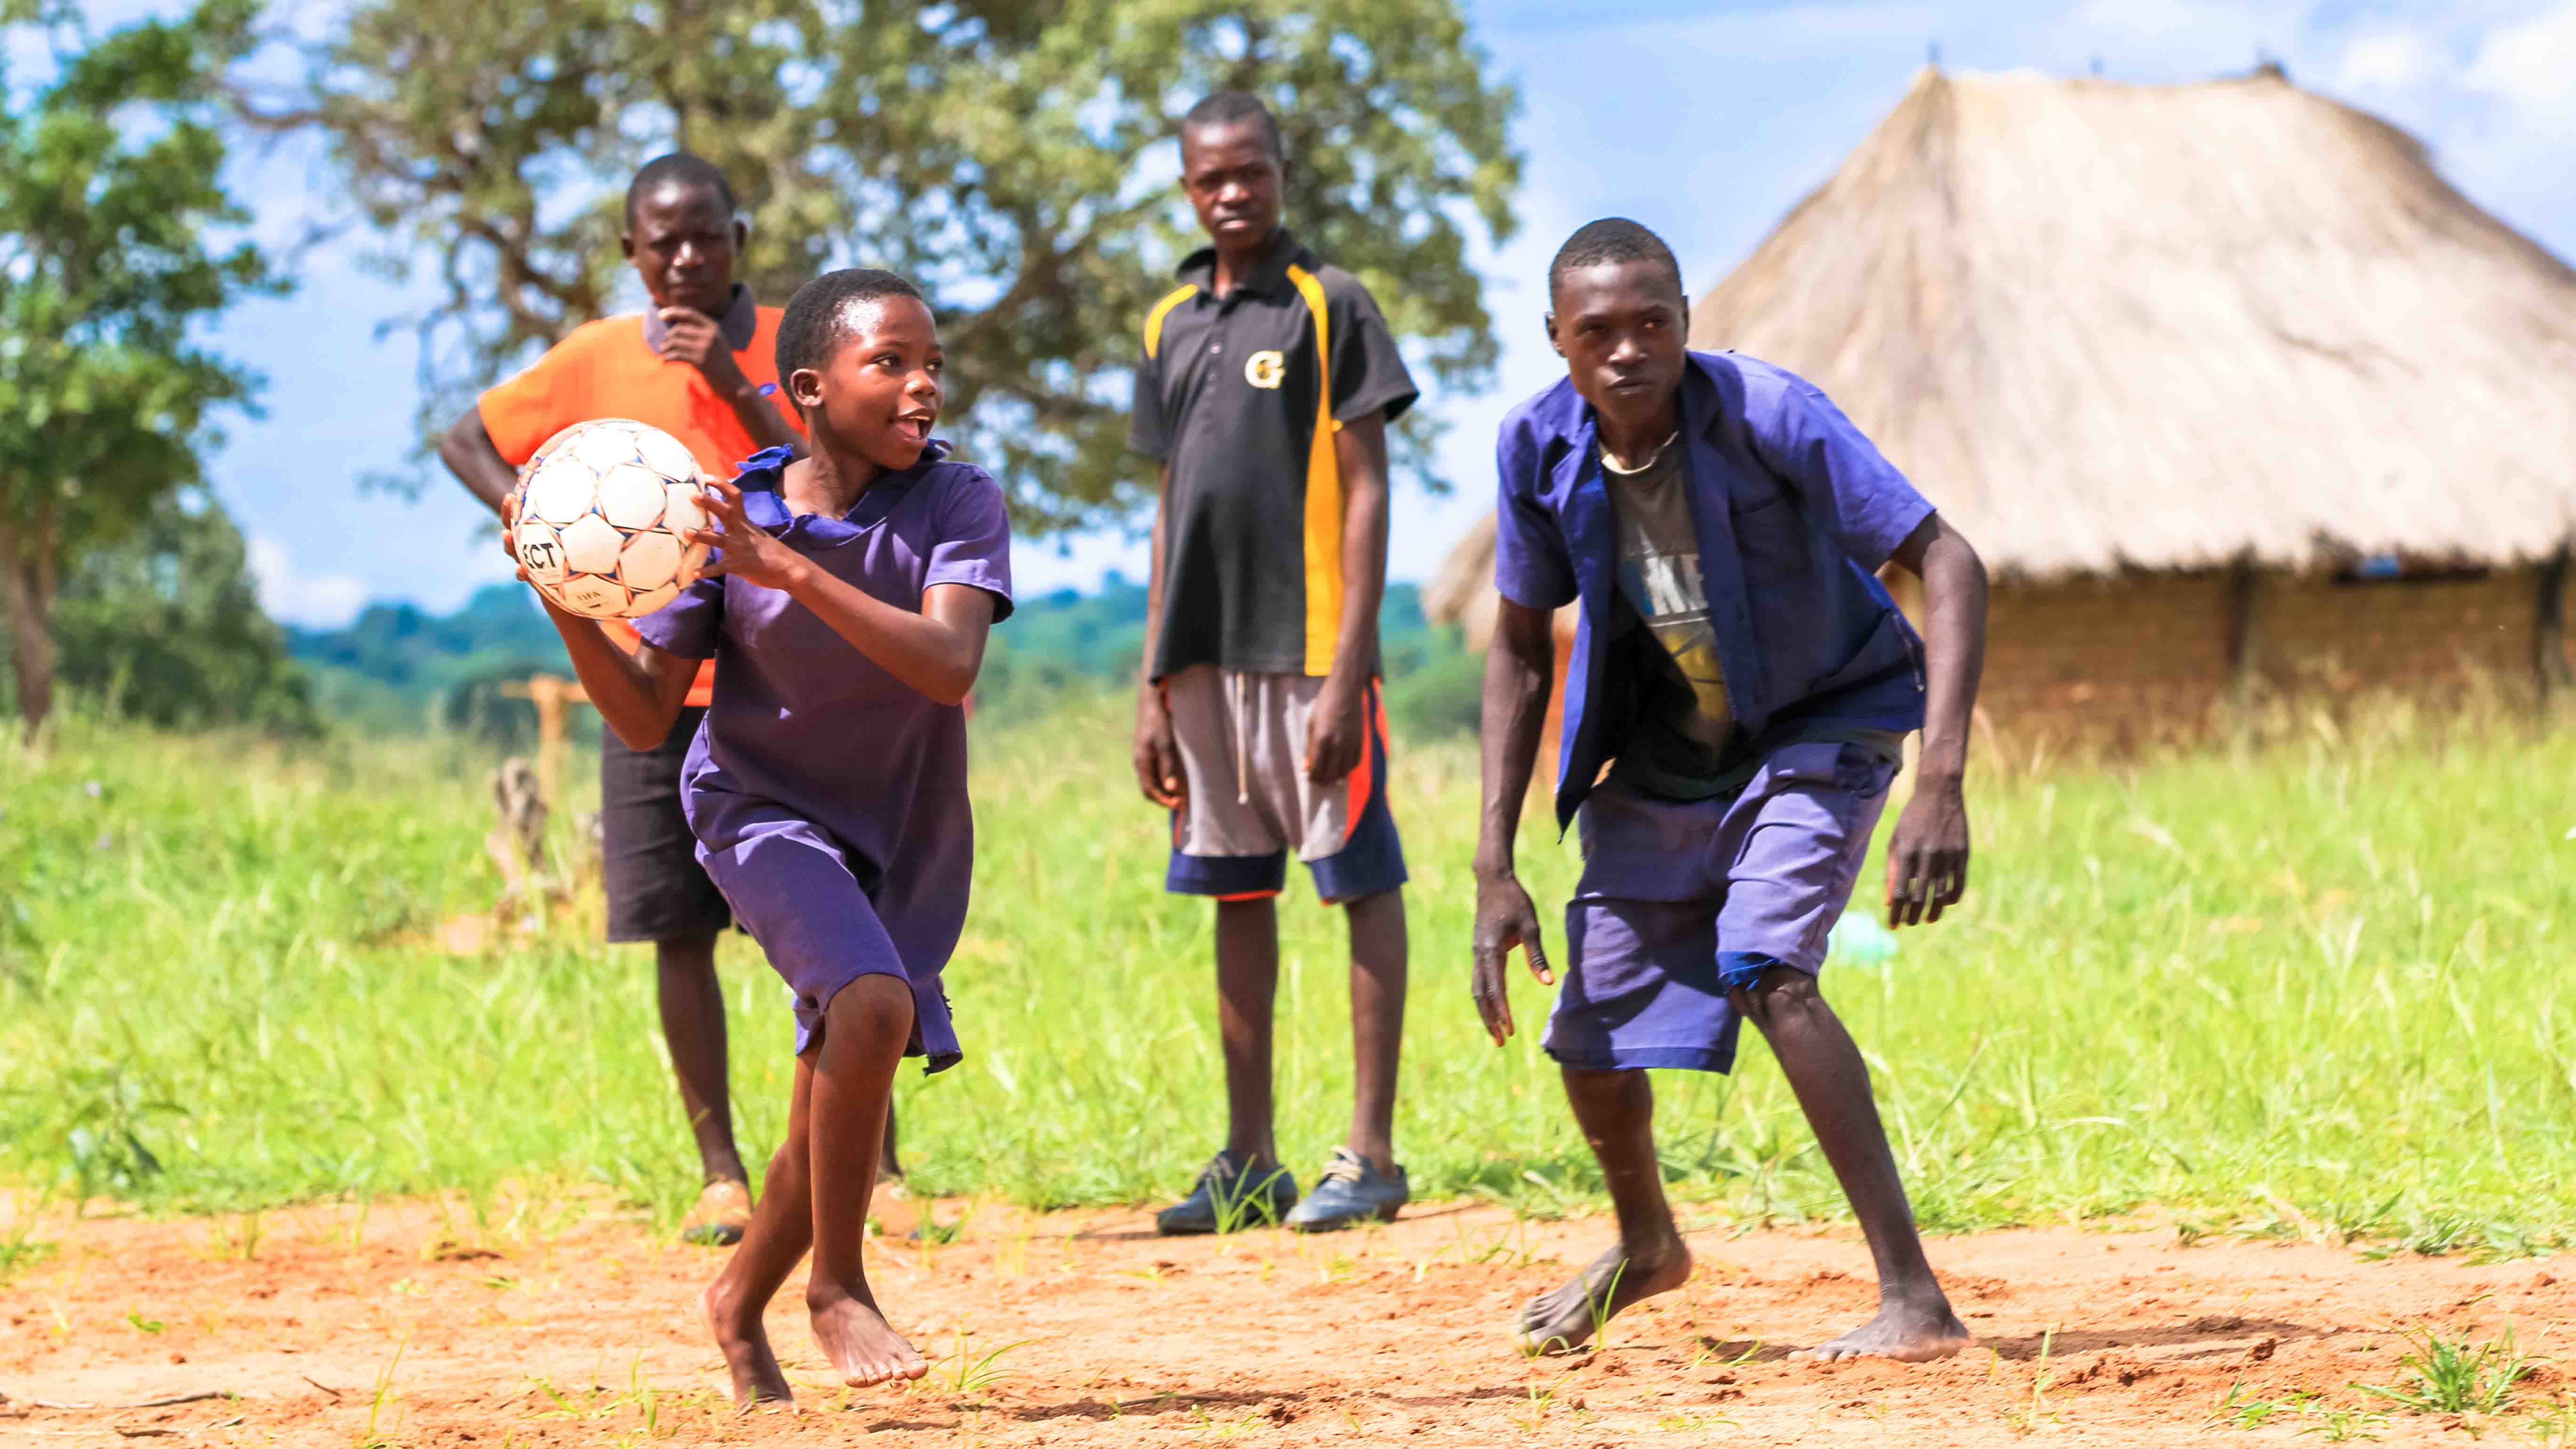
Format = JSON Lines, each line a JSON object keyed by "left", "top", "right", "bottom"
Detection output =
{"left": 4, "top": 700, "right": 2576, "bottom": 1251}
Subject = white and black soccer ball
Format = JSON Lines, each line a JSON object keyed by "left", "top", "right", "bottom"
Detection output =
{"left": 510, "top": 419, "right": 714, "bottom": 620}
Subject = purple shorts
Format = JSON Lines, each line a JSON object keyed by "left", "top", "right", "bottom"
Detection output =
{"left": 694, "top": 806, "right": 961, "bottom": 1069}
{"left": 1542, "top": 741, "right": 1897, "bottom": 1075}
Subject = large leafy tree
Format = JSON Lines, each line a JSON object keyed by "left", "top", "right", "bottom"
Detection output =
{"left": 252, "top": 0, "right": 1521, "bottom": 531}
{"left": 0, "top": 0, "right": 286, "bottom": 733}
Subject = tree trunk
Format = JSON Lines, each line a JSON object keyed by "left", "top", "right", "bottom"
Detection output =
{"left": 0, "top": 517, "right": 58, "bottom": 735}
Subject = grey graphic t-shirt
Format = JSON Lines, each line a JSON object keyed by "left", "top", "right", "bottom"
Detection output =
{"left": 1601, "top": 438, "right": 1740, "bottom": 797}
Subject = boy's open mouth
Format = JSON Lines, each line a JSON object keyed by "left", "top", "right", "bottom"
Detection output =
{"left": 894, "top": 412, "right": 934, "bottom": 445}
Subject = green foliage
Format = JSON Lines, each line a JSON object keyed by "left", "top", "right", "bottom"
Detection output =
{"left": 2357, "top": 1326, "right": 2543, "bottom": 1416}
{"left": 283, "top": 575, "right": 1483, "bottom": 741}
{"left": 972, "top": 577, "right": 1478, "bottom": 731}
{"left": 1382, "top": 633, "right": 1484, "bottom": 742}
{"left": 6, "top": 705, "right": 2576, "bottom": 1248}
{"left": 0, "top": 489, "right": 320, "bottom": 734}
{"left": 285, "top": 584, "right": 577, "bottom": 743}
{"left": 260, "top": 0, "right": 1521, "bottom": 528}
{"left": 0, "top": 0, "right": 288, "bottom": 728}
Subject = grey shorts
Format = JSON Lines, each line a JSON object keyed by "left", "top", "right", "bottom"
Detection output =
{"left": 1160, "top": 666, "right": 1408, "bottom": 903}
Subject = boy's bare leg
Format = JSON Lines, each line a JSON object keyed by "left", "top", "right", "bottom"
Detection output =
{"left": 1518, "top": 1067, "right": 1693, "bottom": 1352}
{"left": 657, "top": 934, "right": 749, "bottom": 1186}
{"left": 805, "top": 974, "right": 927, "bottom": 1387}
{"left": 881, "top": 1102, "right": 903, "bottom": 1183}
{"left": 1732, "top": 966, "right": 1968, "bottom": 1362}
{"left": 1216, "top": 895, "right": 1282, "bottom": 1170}
{"left": 700, "top": 1062, "right": 814, "bottom": 1409}
{"left": 1342, "top": 888, "right": 1406, "bottom": 1172}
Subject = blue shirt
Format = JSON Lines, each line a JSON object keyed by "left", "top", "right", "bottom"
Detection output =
{"left": 1493, "top": 351, "right": 1932, "bottom": 830}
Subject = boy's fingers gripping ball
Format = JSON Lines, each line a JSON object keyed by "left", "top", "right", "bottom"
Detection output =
{"left": 510, "top": 419, "right": 715, "bottom": 620}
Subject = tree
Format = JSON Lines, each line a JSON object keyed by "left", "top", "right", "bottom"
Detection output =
{"left": 0, "top": 0, "right": 287, "bottom": 733}
{"left": 2, "top": 488, "right": 321, "bottom": 734}
{"left": 252, "top": 0, "right": 1521, "bottom": 531}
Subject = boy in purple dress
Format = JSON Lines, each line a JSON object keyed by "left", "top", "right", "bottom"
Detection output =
{"left": 1471, "top": 220, "right": 1987, "bottom": 1361}
{"left": 510, "top": 268, "right": 1011, "bottom": 1401}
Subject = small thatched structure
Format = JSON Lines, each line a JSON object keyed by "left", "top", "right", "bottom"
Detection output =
{"left": 1429, "top": 65, "right": 2576, "bottom": 745}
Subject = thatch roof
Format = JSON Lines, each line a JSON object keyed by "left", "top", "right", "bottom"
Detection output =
{"left": 1429, "top": 65, "right": 2576, "bottom": 632}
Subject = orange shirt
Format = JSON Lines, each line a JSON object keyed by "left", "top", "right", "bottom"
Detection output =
{"left": 480, "top": 304, "right": 801, "bottom": 707}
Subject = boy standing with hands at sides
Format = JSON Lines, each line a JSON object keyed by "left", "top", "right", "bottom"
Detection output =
{"left": 1471, "top": 220, "right": 1986, "bottom": 1361}
{"left": 1129, "top": 93, "right": 1422, "bottom": 1235}
{"left": 510, "top": 268, "right": 1011, "bottom": 1401}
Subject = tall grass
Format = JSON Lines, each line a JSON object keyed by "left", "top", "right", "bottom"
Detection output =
{"left": 4, "top": 699, "right": 2573, "bottom": 1252}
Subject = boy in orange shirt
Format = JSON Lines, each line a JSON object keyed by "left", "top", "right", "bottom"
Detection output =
{"left": 439, "top": 153, "right": 808, "bottom": 1245}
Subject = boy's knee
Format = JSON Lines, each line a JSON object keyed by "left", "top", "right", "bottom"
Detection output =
{"left": 1336, "top": 885, "right": 1402, "bottom": 912}
{"left": 823, "top": 972, "right": 914, "bottom": 1032}
{"left": 1728, "top": 965, "right": 1825, "bottom": 1025}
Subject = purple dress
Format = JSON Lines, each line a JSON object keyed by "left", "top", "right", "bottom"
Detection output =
{"left": 634, "top": 444, "right": 1013, "bottom": 1068}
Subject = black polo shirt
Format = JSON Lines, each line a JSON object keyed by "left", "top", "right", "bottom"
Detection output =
{"left": 1129, "top": 227, "right": 1418, "bottom": 679}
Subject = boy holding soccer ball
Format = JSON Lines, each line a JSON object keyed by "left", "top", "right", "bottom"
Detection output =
{"left": 509, "top": 268, "right": 1010, "bottom": 1400}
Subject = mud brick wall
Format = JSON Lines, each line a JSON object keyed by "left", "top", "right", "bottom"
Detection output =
{"left": 2250, "top": 568, "right": 2544, "bottom": 692}
{"left": 1882, "top": 564, "right": 2572, "bottom": 753}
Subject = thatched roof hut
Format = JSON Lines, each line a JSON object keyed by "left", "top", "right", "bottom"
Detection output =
{"left": 1426, "top": 66, "right": 2576, "bottom": 733}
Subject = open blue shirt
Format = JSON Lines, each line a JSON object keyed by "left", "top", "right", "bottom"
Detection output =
{"left": 1494, "top": 351, "right": 1933, "bottom": 831}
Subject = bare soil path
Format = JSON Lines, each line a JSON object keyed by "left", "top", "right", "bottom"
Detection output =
{"left": 2, "top": 1194, "right": 2561, "bottom": 1445}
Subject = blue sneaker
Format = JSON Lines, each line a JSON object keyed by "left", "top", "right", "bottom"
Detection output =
{"left": 1154, "top": 1151, "right": 1299, "bottom": 1236}
{"left": 1284, "top": 1147, "right": 1409, "bottom": 1232}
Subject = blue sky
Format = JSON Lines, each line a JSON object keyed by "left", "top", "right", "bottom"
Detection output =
{"left": 85, "top": 0, "right": 2576, "bottom": 626}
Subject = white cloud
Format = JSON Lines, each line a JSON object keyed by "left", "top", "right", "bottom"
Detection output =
{"left": 247, "top": 537, "right": 370, "bottom": 629}
{"left": 2341, "top": 31, "right": 2430, "bottom": 87}
{"left": 2470, "top": 2, "right": 2576, "bottom": 120}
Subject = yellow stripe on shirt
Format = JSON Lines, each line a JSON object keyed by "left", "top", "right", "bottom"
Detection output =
{"left": 1141, "top": 284, "right": 1198, "bottom": 361}
{"left": 1284, "top": 264, "right": 1342, "bottom": 678}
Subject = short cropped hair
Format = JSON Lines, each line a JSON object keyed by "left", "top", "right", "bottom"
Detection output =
{"left": 1548, "top": 218, "right": 1684, "bottom": 303}
{"left": 625, "top": 153, "right": 739, "bottom": 226}
{"left": 1181, "top": 90, "right": 1285, "bottom": 161}
{"left": 775, "top": 268, "right": 927, "bottom": 381}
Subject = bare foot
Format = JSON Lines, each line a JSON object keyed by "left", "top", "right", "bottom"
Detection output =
{"left": 701, "top": 1282, "right": 794, "bottom": 1410}
{"left": 1515, "top": 1239, "right": 1693, "bottom": 1355}
{"left": 1794, "top": 1296, "right": 1972, "bottom": 1363}
{"left": 810, "top": 1290, "right": 928, "bottom": 1387}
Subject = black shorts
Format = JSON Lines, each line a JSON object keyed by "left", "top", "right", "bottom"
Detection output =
{"left": 600, "top": 705, "right": 734, "bottom": 944}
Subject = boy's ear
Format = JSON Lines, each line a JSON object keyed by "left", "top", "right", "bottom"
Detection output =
{"left": 788, "top": 365, "right": 825, "bottom": 410}
{"left": 1543, "top": 309, "right": 1564, "bottom": 360}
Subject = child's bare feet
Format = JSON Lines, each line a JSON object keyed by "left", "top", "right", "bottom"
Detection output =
{"left": 1794, "top": 1295, "right": 1972, "bottom": 1363}
{"left": 810, "top": 1288, "right": 927, "bottom": 1387}
{"left": 1515, "top": 1238, "right": 1693, "bottom": 1354}
{"left": 701, "top": 1281, "right": 794, "bottom": 1410}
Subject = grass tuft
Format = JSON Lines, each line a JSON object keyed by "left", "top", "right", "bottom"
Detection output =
{"left": 2355, "top": 1325, "right": 2542, "bottom": 1417}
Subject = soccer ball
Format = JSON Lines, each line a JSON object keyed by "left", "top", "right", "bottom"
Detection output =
{"left": 510, "top": 419, "right": 714, "bottom": 620}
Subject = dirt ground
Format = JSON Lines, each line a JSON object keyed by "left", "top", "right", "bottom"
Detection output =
{"left": 2, "top": 1192, "right": 2564, "bottom": 1446}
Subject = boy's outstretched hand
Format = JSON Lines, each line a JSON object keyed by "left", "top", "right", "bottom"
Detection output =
{"left": 1884, "top": 776, "right": 1970, "bottom": 926}
{"left": 690, "top": 478, "right": 805, "bottom": 593}
{"left": 1470, "top": 873, "right": 1554, "bottom": 1046}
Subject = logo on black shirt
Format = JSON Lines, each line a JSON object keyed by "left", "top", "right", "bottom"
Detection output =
{"left": 1243, "top": 350, "right": 1287, "bottom": 389}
